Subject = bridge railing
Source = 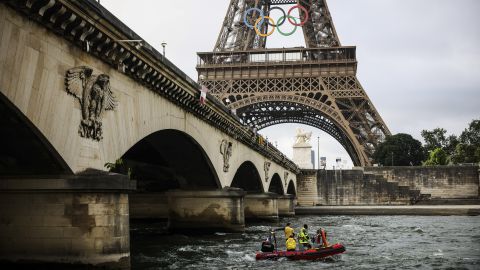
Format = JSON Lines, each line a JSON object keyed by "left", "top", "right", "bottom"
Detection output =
{"left": 2, "top": 0, "right": 301, "bottom": 174}
{"left": 197, "top": 47, "right": 356, "bottom": 67}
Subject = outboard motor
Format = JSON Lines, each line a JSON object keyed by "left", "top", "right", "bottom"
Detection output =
{"left": 261, "top": 240, "right": 274, "bottom": 252}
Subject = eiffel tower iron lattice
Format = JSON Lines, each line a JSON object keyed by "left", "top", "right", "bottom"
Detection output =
{"left": 197, "top": 0, "right": 391, "bottom": 166}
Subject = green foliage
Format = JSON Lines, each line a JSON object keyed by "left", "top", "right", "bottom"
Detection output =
{"left": 420, "top": 119, "right": 479, "bottom": 165}
{"left": 421, "top": 128, "right": 447, "bottom": 153}
{"left": 104, "top": 158, "right": 124, "bottom": 173}
{"left": 450, "top": 143, "right": 479, "bottom": 164}
{"left": 423, "top": 147, "right": 448, "bottom": 166}
{"left": 448, "top": 119, "right": 480, "bottom": 164}
{"left": 104, "top": 159, "right": 134, "bottom": 179}
{"left": 444, "top": 135, "right": 459, "bottom": 156}
{"left": 459, "top": 120, "right": 480, "bottom": 146}
{"left": 373, "top": 133, "right": 425, "bottom": 166}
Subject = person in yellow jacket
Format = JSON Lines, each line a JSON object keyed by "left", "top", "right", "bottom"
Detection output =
{"left": 298, "top": 224, "right": 312, "bottom": 250}
{"left": 286, "top": 233, "right": 297, "bottom": 251}
{"left": 284, "top": 222, "right": 294, "bottom": 239}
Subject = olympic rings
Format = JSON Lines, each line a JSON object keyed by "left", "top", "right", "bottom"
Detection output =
{"left": 266, "top": 7, "right": 286, "bottom": 27}
{"left": 244, "top": 8, "right": 264, "bottom": 29}
{"left": 254, "top": 16, "right": 276, "bottom": 37}
{"left": 287, "top": 5, "right": 309, "bottom": 26}
{"left": 244, "top": 5, "right": 309, "bottom": 36}
{"left": 276, "top": 15, "right": 297, "bottom": 36}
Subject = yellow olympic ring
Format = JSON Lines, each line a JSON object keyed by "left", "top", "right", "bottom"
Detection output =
{"left": 254, "top": 16, "right": 276, "bottom": 37}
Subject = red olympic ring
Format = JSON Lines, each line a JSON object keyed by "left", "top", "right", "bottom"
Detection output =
{"left": 287, "top": 4, "right": 309, "bottom": 26}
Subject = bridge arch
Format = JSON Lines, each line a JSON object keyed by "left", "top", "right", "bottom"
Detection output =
{"left": 230, "top": 161, "right": 264, "bottom": 193}
{"left": 235, "top": 97, "right": 366, "bottom": 166}
{"left": 287, "top": 180, "right": 296, "bottom": 195}
{"left": 267, "top": 173, "right": 284, "bottom": 195}
{"left": 0, "top": 92, "right": 72, "bottom": 175}
{"left": 120, "top": 129, "right": 221, "bottom": 191}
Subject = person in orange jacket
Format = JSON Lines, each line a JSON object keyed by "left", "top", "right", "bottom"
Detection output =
{"left": 314, "top": 228, "right": 330, "bottom": 248}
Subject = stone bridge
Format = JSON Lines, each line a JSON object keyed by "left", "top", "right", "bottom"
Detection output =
{"left": 0, "top": 0, "right": 299, "bottom": 268}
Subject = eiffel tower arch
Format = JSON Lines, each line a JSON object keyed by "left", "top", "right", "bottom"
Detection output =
{"left": 197, "top": 0, "right": 391, "bottom": 166}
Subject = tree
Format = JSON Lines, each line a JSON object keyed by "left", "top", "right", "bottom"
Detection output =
{"left": 459, "top": 120, "right": 480, "bottom": 146}
{"left": 450, "top": 119, "right": 480, "bottom": 164}
{"left": 373, "top": 133, "right": 425, "bottom": 166}
{"left": 444, "top": 135, "right": 459, "bottom": 156}
{"left": 450, "top": 143, "right": 477, "bottom": 164}
{"left": 421, "top": 128, "right": 447, "bottom": 153}
{"left": 423, "top": 147, "right": 448, "bottom": 166}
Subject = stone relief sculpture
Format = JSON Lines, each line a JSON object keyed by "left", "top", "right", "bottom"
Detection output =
{"left": 220, "top": 140, "right": 233, "bottom": 172}
{"left": 295, "top": 128, "right": 312, "bottom": 144}
{"left": 264, "top": 161, "right": 271, "bottom": 182}
{"left": 284, "top": 171, "right": 289, "bottom": 188}
{"left": 65, "top": 66, "right": 117, "bottom": 141}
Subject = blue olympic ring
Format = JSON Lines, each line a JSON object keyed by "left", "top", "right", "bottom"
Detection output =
{"left": 243, "top": 8, "right": 264, "bottom": 29}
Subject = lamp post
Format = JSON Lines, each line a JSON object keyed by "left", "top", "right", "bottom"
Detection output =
{"left": 317, "top": 136, "right": 320, "bottom": 170}
{"left": 161, "top": 42, "right": 167, "bottom": 57}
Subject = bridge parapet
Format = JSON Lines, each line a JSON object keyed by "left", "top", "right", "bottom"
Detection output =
{"left": 1, "top": 0, "right": 299, "bottom": 174}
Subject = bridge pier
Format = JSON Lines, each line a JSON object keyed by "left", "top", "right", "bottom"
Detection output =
{"left": 244, "top": 193, "right": 279, "bottom": 221}
{"left": 278, "top": 194, "right": 296, "bottom": 217}
{"left": 167, "top": 188, "right": 245, "bottom": 233}
{"left": 0, "top": 173, "right": 135, "bottom": 269}
{"left": 297, "top": 170, "right": 319, "bottom": 206}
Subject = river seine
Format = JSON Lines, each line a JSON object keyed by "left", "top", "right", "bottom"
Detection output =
{"left": 131, "top": 215, "right": 480, "bottom": 269}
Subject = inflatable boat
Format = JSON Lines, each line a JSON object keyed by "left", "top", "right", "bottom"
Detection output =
{"left": 255, "top": 243, "right": 346, "bottom": 261}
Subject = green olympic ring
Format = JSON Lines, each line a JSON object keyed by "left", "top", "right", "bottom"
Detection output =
{"left": 276, "top": 15, "right": 298, "bottom": 36}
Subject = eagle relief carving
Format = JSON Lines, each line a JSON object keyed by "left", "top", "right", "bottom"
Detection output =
{"left": 220, "top": 139, "right": 233, "bottom": 172}
{"left": 65, "top": 66, "right": 117, "bottom": 141}
{"left": 264, "top": 161, "right": 271, "bottom": 182}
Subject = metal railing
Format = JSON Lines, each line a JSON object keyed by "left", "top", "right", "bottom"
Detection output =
{"left": 197, "top": 47, "right": 356, "bottom": 67}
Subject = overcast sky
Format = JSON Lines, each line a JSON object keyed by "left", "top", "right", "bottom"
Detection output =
{"left": 100, "top": 0, "right": 480, "bottom": 168}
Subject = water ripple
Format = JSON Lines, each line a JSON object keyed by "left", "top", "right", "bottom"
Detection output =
{"left": 131, "top": 215, "right": 480, "bottom": 269}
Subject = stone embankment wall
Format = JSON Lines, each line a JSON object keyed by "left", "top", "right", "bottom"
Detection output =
{"left": 364, "top": 166, "right": 479, "bottom": 199}
{"left": 313, "top": 165, "right": 479, "bottom": 205}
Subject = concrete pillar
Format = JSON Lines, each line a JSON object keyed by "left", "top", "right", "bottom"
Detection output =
{"left": 129, "top": 193, "right": 168, "bottom": 220}
{"left": 0, "top": 173, "right": 136, "bottom": 269}
{"left": 278, "top": 194, "right": 296, "bottom": 217}
{"left": 244, "top": 192, "right": 279, "bottom": 221}
{"left": 166, "top": 188, "right": 245, "bottom": 233}
{"left": 297, "top": 170, "right": 319, "bottom": 206}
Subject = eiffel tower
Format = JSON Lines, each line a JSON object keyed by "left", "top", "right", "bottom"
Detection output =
{"left": 197, "top": 0, "right": 391, "bottom": 166}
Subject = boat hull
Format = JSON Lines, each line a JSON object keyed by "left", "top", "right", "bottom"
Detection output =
{"left": 255, "top": 243, "right": 346, "bottom": 261}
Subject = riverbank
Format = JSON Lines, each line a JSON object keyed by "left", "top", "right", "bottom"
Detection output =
{"left": 295, "top": 205, "right": 480, "bottom": 216}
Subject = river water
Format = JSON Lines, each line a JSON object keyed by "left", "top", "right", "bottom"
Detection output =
{"left": 131, "top": 215, "right": 480, "bottom": 269}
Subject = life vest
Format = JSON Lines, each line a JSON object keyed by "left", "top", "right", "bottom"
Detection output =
{"left": 284, "top": 226, "right": 294, "bottom": 238}
{"left": 320, "top": 229, "right": 329, "bottom": 247}
{"left": 298, "top": 228, "right": 310, "bottom": 244}
{"left": 315, "top": 229, "right": 329, "bottom": 247}
{"left": 286, "top": 237, "right": 296, "bottom": 251}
